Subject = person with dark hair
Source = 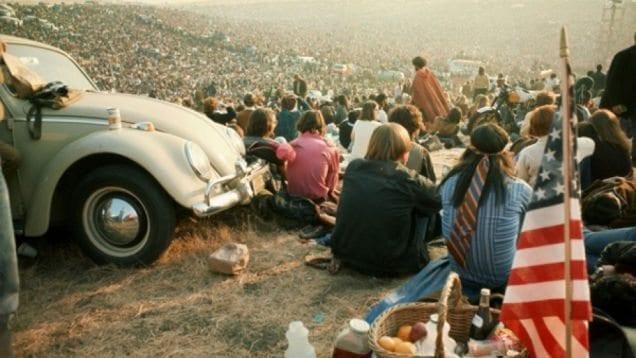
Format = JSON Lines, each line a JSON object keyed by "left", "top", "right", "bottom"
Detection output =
{"left": 202, "top": 96, "right": 237, "bottom": 125}
{"left": 591, "top": 64, "right": 607, "bottom": 96}
{"left": 366, "top": 123, "right": 532, "bottom": 322}
{"left": 244, "top": 108, "right": 284, "bottom": 166}
{"left": 320, "top": 104, "right": 336, "bottom": 125}
{"left": 293, "top": 74, "right": 308, "bottom": 98}
{"left": 338, "top": 108, "right": 359, "bottom": 150}
{"left": 601, "top": 32, "right": 636, "bottom": 164}
{"left": 331, "top": 123, "right": 441, "bottom": 277}
{"left": 580, "top": 109, "right": 633, "bottom": 182}
{"left": 375, "top": 93, "right": 389, "bottom": 123}
{"left": 275, "top": 94, "right": 300, "bottom": 141}
{"left": 410, "top": 56, "right": 449, "bottom": 128}
{"left": 435, "top": 106, "right": 463, "bottom": 148}
{"left": 350, "top": 101, "right": 382, "bottom": 158}
{"left": 237, "top": 93, "right": 257, "bottom": 132}
{"left": 276, "top": 110, "right": 340, "bottom": 202}
{"left": 334, "top": 95, "right": 349, "bottom": 125}
{"left": 589, "top": 239, "right": 636, "bottom": 327}
{"left": 388, "top": 105, "right": 436, "bottom": 181}
{"left": 473, "top": 66, "right": 489, "bottom": 99}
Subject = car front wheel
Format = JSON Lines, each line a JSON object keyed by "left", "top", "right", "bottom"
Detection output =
{"left": 71, "top": 164, "right": 176, "bottom": 266}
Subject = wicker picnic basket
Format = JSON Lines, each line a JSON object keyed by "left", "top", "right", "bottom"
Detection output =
{"left": 368, "top": 272, "right": 523, "bottom": 358}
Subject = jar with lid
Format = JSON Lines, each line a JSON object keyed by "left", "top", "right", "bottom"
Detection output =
{"left": 332, "top": 318, "right": 372, "bottom": 358}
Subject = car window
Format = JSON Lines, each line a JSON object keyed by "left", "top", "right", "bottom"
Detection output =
{"left": 6, "top": 44, "right": 97, "bottom": 91}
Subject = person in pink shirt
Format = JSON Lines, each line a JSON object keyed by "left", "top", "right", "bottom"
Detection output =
{"left": 277, "top": 110, "right": 340, "bottom": 203}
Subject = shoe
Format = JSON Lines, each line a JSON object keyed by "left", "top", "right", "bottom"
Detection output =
{"left": 299, "top": 225, "right": 330, "bottom": 239}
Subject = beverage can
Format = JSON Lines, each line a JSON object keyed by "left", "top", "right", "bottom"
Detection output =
{"left": 107, "top": 107, "right": 122, "bottom": 130}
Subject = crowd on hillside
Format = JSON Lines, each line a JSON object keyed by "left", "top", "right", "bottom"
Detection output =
{"left": 2, "top": 2, "right": 627, "bottom": 111}
{"left": 1, "top": 2, "right": 636, "bottom": 355}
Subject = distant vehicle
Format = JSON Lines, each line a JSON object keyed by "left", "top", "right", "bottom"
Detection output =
{"left": 377, "top": 70, "right": 405, "bottom": 82}
{"left": 0, "top": 35, "right": 271, "bottom": 266}
{"left": 332, "top": 64, "right": 348, "bottom": 74}
{"left": 296, "top": 56, "right": 317, "bottom": 64}
{"left": 448, "top": 59, "right": 483, "bottom": 77}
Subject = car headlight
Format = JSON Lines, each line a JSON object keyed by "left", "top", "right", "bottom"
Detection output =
{"left": 184, "top": 141, "right": 213, "bottom": 181}
{"left": 226, "top": 127, "right": 245, "bottom": 156}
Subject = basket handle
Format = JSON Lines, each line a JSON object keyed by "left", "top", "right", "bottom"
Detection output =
{"left": 434, "top": 272, "right": 462, "bottom": 358}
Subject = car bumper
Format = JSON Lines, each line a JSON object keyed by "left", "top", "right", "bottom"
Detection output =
{"left": 192, "top": 159, "right": 270, "bottom": 217}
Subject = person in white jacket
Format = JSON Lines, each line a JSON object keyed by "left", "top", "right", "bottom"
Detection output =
{"left": 516, "top": 105, "right": 594, "bottom": 188}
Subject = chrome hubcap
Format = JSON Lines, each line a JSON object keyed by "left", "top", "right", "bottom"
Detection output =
{"left": 83, "top": 187, "right": 150, "bottom": 257}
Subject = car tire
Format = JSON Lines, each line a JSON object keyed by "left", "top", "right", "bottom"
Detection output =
{"left": 70, "top": 164, "right": 176, "bottom": 266}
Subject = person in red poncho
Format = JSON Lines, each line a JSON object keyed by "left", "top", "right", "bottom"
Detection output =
{"left": 410, "top": 56, "right": 449, "bottom": 129}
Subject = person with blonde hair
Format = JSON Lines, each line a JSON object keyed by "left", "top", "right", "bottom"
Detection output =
{"left": 366, "top": 123, "right": 533, "bottom": 322}
{"left": 330, "top": 123, "right": 441, "bottom": 277}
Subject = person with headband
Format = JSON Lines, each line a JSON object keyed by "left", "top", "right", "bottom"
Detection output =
{"left": 366, "top": 123, "right": 532, "bottom": 323}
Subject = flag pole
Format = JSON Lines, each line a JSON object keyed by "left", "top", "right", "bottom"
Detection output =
{"left": 559, "top": 26, "right": 573, "bottom": 358}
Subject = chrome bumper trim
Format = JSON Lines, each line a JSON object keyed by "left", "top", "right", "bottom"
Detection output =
{"left": 192, "top": 159, "right": 268, "bottom": 217}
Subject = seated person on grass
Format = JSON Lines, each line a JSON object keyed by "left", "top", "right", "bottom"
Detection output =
{"left": 366, "top": 123, "right": 533, "bottom": 322}
{"left": 330, "top": 123, "right": 441, "bottom": 277}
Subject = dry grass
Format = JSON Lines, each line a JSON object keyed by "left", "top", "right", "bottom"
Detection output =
{"left": 11, "top": 211, "right": 406, "bottom": 357}
{"left": 12, "top": 149, "right": 462, "bottom": 357}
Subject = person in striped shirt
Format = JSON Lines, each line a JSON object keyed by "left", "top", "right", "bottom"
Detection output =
{"left": 366, "top": 123, "right": 532, "bottom": 323}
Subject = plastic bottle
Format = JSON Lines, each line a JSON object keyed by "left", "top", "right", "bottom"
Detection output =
{"left": 285, "top": 321, "right": 316, "bottom": 358}
{"left": 332, "top": 319, "right": 372, "bottom": 358}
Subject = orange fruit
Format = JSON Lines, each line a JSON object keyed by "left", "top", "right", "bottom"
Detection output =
{"left": 394, "top": 340, "right": 417, "bottom": 355}
{"left": 378, "top": 336, "right": 397, "bottom": 352}
{"left": 397, "top": 325, "right": 412, "bottom": 342}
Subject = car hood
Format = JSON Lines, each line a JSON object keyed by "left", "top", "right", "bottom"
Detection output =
{"left": 36, "top": 91, "right": 243, "bottom": 176}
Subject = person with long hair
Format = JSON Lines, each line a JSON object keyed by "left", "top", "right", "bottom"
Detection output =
{"left": 581, "top": 109, "right": 633, "bottom": 182}
{"left": 366, "top": 123, "right": 532, "bottom": 322}
{"left": 243, "top": 109, "right": 286, "bottom": 188}
{"left": 330, "top": 123, "right": 441, "bottom": 276}
{"left": 349, "top": 101, "right": 382, "bottom": 159}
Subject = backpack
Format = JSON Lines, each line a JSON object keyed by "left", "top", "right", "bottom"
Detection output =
{"left": 582, "top": 177, "right": 636, "bottom": 227}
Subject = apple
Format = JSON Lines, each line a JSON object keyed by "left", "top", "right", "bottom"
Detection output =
{"left": 409, "top": 321, "right": 428, "bottom": 342}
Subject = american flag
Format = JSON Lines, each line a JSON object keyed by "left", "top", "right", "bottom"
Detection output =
{"left": 500, "top": 28, "right": 592, "bottom": 358}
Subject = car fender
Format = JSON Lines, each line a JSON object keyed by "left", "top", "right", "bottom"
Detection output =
{"left": 25, "top": 128, "right": 209, "bottom": 236}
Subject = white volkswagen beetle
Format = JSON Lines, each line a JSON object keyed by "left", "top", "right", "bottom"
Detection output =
{"left": 0, "top": 35, "right": 270, "bottom": 266}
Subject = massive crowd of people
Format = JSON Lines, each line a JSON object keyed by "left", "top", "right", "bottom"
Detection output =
{"left": 1, "top": 1, "right": 636, "bottom": 354}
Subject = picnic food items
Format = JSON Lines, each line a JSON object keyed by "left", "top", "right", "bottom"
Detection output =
{"left": 207, "top": 243, "right": 249, "bottom": 275}
{"left": 378, "top": 336, "right": 397, "bottom": 352}
{"left": 397, "top": 325, "right": 412, "bottom": 342}
{"left": 409, "top": 322, "right": 428, "bottom": 342}
{"left": 369, "top": 273, "right": 528, "bottom": 358}
{"left": 468, "top": 289, "right": 496, "bottom": 340}
{"left": 332, "top": 318, "right": 372, "bottom": 358}
{"left": 394, "top": 341, "right": 417, "bottom": 354}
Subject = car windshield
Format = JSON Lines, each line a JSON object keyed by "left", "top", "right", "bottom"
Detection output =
{"left": 6, "top": 44, "right": 97, "bottom": 91}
